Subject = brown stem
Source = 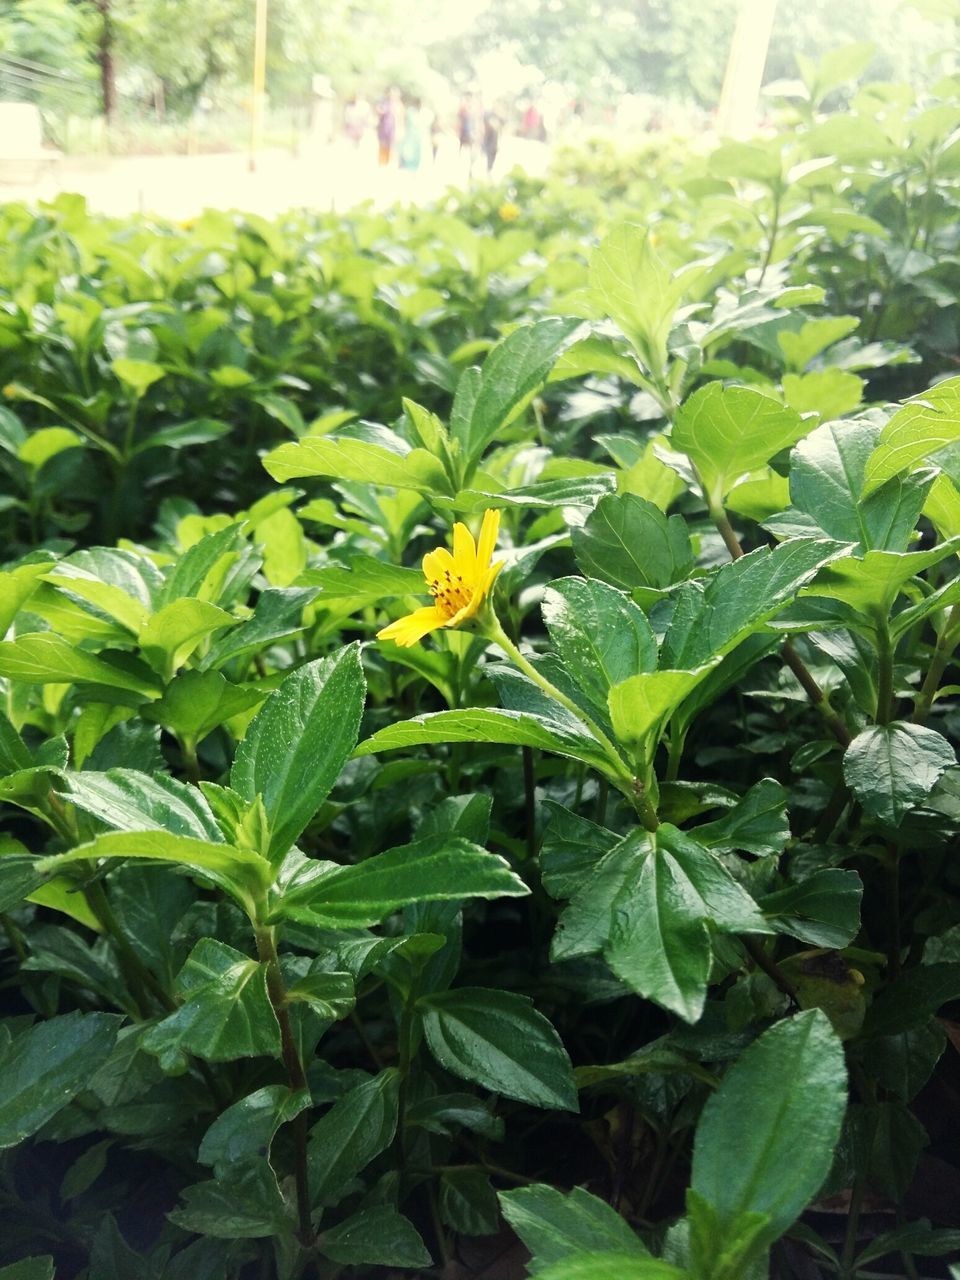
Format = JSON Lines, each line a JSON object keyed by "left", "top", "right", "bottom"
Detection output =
{"left": 742, "top": 935, "right": 799, "bottom": 1005}
{"left": 256, "top": 927, "right": 315, "bottom": 1248}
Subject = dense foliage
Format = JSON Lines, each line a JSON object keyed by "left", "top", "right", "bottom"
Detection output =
{"left": 2, "top": 52, "right": 960, "bottom": 1280}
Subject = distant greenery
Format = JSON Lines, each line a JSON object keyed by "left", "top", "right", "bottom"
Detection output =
{"left": 1, "top": 0, "right": 956, "bottom": 128}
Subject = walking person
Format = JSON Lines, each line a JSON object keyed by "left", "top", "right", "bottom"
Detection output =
{"left": 482, "top": 108, "right": 501, "bottom": 175}
{"left": 399, "top": 97, "right": 423, "bottom": 172}
{"left": 375, "top": 89, "right": 398, "bottom": 166}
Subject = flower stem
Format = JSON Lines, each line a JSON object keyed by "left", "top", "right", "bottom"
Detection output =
{"left": 479, "top": 613, "right": 649, "bottom": 819}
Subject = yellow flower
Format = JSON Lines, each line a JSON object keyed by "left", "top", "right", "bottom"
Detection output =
{"left": 498, "top": 201, "right": 520, "bottom": 222}
{"left": 377, "top": 508, "right": 504, "bottom": 648}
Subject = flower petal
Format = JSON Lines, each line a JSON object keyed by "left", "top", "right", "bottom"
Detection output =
{"left": 422, "top": 546, "right": 457, "bottom": 583}
{"left": 452, "top": 522, "right": 478, "bottom": 579}
{"left": 476, "top": 508, "right": 501, "bottom": 570}
{"left": 483, "top": 559, "right": 505, "bottom": 594}
{"left": 377, "top": 605, "right": 447, "bottom": 647}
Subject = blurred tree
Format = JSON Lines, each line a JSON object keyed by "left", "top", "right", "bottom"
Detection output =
{"left": 429, "top": 0, "right": 951, "bottom": 106}
{"left": 0, "top": 0, "right": 100, "bottom": 114}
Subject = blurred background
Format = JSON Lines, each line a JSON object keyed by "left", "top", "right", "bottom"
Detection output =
{"left": 0, "top": 0, "right": 956, "bottom": 215}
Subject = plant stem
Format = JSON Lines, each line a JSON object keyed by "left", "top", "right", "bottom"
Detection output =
{"left": 742, "top": 935, "right": 799, "bottom": 1005}
{"left": 913, "top": 604, "right": 960, "bottom": 724}
{"left": 256, "top": 926, "right": 315, "bottom": 1248}
{"left": 758, "top": 187, "right": 783, "bottom": 285}
{"left": 839, "top": 1178, "right": 865, "bottom": 1279}
{"left": 875, "top": 624, "right": 896, "bottom": 725}
{"left": 83, "top": 878, "right": 171, "bottom": 1018}
{"left": 480, "top": 612, "right": 656, "bottom": 825}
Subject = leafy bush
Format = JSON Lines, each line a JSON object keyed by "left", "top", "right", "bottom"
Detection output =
{"left": 2, "top": 51, "right": 960, "bottom": 1280}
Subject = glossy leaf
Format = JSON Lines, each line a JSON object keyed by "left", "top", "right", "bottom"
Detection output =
{"left": 0, "top": 1012, "right": 121, "bottom": 1149}
{"left": 499, "top": 1184, "right": 651, "bottom": 1271}
{"left": 308, "top": 1069, "right": 400, "bottom": 1207}
{"left": 231, "top": 645, "right": 365, "bottom": 861}
{"left": 673, "top": 382, "right": 809, "bottom": 508}
{"left": 420, "top": 987, "right": 578, "bottom": 1111}
{"left": 275, "top": 835, "right": 528, "bottom": 927}
{"left": 691, "top": 1010, "right": 847, "bottom": 1251}
{"left": 844, "top": 722, "right": 956, "bottom": 825}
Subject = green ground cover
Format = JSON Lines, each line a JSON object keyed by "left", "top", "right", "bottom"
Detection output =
{"left": 1, "top": 54, "right": 960, "bottom": 1280}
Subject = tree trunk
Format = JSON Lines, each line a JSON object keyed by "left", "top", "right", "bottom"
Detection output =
{"left": 96, "top": 0, "right": 116, "bottom": 123}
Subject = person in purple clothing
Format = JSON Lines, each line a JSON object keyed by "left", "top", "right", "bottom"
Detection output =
{"left": 376, "top": 89, "right": 398, "bottom": 165}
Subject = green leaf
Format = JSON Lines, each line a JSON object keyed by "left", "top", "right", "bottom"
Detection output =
{"left": 43, "top": 562, "right": 149, "bottom": 634}
{"left": 693, "top": 779, "right": 790, "bottom": 857}
{"left": 672, "top": 382, "right": 809, "bottom": 508}
{"left": 778, "top": 316, "right": 860, "bottom": 370}
{"left": 608, "top": 666, "right": 717, "bottom": 766}
{"left": 661, "top": 539, "right": 849, "bottom": 668}
{"left": 112, "top": 357, "right": 165, "bottom": 396}
{"left": 604, "top": 827, "right": 767, "bottom": 1022}
{"left": 439, "top": 1168, "right": 500, "bottom": 1236}
{"left": 142, "top": 938, "right": 281, "bottom": 1066}
{"left": 59, "top": 768, "right": 224, "bottom": 841}
{"left": 690, "top": 1010, "right": 847, "bottom": 1251}
{"left": 864, "top": 375, "right": 960, "bottom": 493}
{"left": 760, "top": 870, "right": 863, "bottom": 948}
{"left": 844, "top": 722, "right": 956, "bottom": 825}
{"left": 200, "top": 586, "right": 316, "bottom": 669}
{"left": 0, "top": 562, "right": 52, "bottom": 637}
{"left": 263, "top": 435, "right": 449, "bottom": 494}
{"left": 0, "top": 633, "right": 159, "bottom": 698}
{"left": 322, "top": 1207, "right": 431, "bottom": 1268}
{"left": 801, "top": 542, "right": 960, "bottom": 620}
{"left": 788, "top": 419, "right": 930, "bottom": 551}
{"left": 534, "top": 1257, "right": 685, "bottom": 1280}
{"left": 308, "top": 1069, "right": 400, "bottom": 1207}
{"left": 862, "top": 963, "right": 960, "bottom": 1037}
{"left": 132, "top": 417, "right": 232, "bottom": 455}
{"left": 782, "top": 369, "right": 864, "bottom": 420}
{"left": 0, "top": 853, "right": 43, "bottom": 913}
{"left": 300, "top": 554, "right": 425, "bottom": 603}
{"left": 158, "top": 523, "right": 246, "bottom": 606}
{"left": 138, "top": 599, "right": 235, "bottom": 675}
{"left": 589, "top": 222, "right": 696, "bottom": 374}
{"left": 275, "top": 835, "right": 528, "bottom": 927}
{"left": 420, "top": 987, "right": 578, "bottom": 1111}
{"left": 37, "top": 830, "right": 272, "bottom": 917}
{"left": 231, "top": 646, "right": 365, "bottom": 862}
{"left": 542, "top": 577, "right": 657, "bottom": 714}
{"left": 441, "top": 474, "right": 616, "bottom": 513}
{"left": 571, "top": 493, "right": 693, "bottom": 597}
{"left": 198, "top": 1085, "right": 310, "bottom": 1175}
{"left": 452, "top": 318, "right": 584, "bottom": 468}
{"left": 499, "top": 1184, "right": 651, "bottom": 1273}
{"left": 0, "top": 1011, "right": 121, "bottom": 1149}
{"left": 855, "top": 1219, "right": 960, "bottom": 1266}
{"left": 0, "top": 1260, "right": 56, "bottom": 1280}
{"left": 356, "top": 707, "right": 614, "bottom": 775}
{"left": 146, "top": 669, "right": 264, "bottom": 742}
{"left": 169, "top": 1159, "right": 291, "bottom": 1239}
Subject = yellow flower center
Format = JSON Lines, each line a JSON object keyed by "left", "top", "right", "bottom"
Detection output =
{"left": 428, "top": 567, "right": 472, "bottom": 618}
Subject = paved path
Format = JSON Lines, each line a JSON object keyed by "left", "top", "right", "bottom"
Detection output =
{"left": 0, "top": 136, "right": 551, "bottom": 219}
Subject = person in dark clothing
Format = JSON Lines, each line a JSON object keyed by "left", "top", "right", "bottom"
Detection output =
{"left": 482, "top": 109, "right": 501, "bottom": 174}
